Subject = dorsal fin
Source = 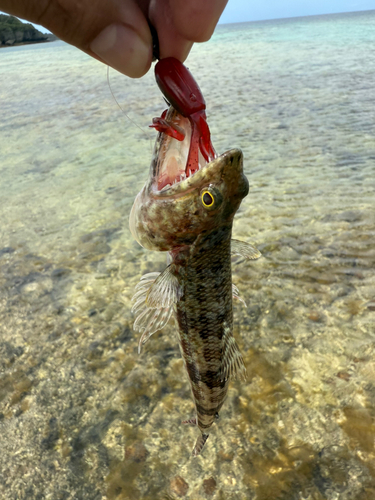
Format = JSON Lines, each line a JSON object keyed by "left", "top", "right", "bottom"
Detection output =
{"left": 231, "top": 239, "right": 260, "bottom": 308}
{"left": 131, "top": 266, "right": 182, "bottom": 353}
{"left": 232, "top": 283, "right": 246, "bottom": 307}
{"left": 220, "top": 322, "right": 247, "bottom": 382}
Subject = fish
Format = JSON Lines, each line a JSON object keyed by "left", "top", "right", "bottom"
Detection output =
{"left": 129, "top": 58, "right": 261, "bottom": 456}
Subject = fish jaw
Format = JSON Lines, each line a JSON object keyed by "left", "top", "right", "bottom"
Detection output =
{"left": 129, "top": 146, "right": 249, "bottom": 252}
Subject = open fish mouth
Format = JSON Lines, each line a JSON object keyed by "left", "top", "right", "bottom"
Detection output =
{"left": 151, "top": 107, "right": 214, "bottom": 194}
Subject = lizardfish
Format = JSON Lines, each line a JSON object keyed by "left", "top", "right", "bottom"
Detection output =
{"left": 129, "top": 58, "right": 261, "bottom": 456}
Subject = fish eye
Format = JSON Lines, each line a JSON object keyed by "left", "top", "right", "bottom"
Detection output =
{"left": 200, "top": 185, "right": 223, "bottom": 211}
{"left": 201, "top": 191, "right": 214, "bottom": 207}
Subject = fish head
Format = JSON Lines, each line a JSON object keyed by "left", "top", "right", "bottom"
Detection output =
{"left": 129, "top": 107, "right": 249, "bottom": 252}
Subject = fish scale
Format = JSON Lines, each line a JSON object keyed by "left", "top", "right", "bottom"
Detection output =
{"left": 175, "top": 231, "right": 233, "bottom": 444}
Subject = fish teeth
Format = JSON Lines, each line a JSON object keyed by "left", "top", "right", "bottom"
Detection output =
{"left": 160, "top": 183, "right": 171, "bottom": 191}
{"left": 188, "top": 168, "right": 193, "bottom": 178}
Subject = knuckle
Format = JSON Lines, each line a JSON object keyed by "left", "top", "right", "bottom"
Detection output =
{"left": 36, "top": 0, "right": 97, "bottom": 49}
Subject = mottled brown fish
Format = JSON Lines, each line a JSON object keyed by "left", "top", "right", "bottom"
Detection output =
{"left": 129, "top": 58, "right": 261, "bottom": 456}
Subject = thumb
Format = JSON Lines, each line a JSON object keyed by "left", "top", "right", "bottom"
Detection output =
{"left": 1, "top": 0, "right": 153, "bottom": 78}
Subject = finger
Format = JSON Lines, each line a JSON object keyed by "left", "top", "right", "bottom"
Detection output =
{"left": 148, "top": 0, "right": 193, "bottom": 62}
{"left": 169, "top": 0, "right": 228, "bottom": 42}
{"left": 149, "top": 0, "right": 227, "bottom": 62}
{"left": 0, "top": 0, "right": 153, "bottom": 78}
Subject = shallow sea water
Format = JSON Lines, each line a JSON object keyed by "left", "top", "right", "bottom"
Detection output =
{"left": 1, "top": 10, "right": 375, "bottom": 500}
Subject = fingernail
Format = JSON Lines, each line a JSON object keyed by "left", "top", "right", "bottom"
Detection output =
{"left": 179, "top": 41, "right": 194, "bottom": 62}
{"left": 90, "top": 24, "right": 151, "bottom": 78}
{"left": 159, "top": 40, "right": 193, "bottom": 64}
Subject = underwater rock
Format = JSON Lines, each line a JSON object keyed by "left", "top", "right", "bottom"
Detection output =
{"left": 0, "top": 342, "right": 24, "bottom": 368}
{"left": 41, "top": 417, "right": 59, "bottom": 450}
{"left": 202, "top": 477, "right": 217, "bottom": 496}
{"left": 170, "top": 476, "right": 189, "bottom": 497}
{"left": 125, "top": 442, "right": 149, "bottom": 462}
{"left": 308, "top": 310, "right": 321, "bottom": 322}
{"left": 0, "top": 246, "right": 15, "bottom": 256}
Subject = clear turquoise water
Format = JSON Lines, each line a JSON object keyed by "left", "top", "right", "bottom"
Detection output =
{"left": 0, "top": 10, "right": 375, "bottom": 500}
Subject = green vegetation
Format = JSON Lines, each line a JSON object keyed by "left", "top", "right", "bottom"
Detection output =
{"left": 0, "top": 14, "right": 37, "bottom": 32}
{"left": 0, "top": 13, "right": 47, "bottom": 46}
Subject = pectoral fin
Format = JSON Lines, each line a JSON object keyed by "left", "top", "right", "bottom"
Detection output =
{"left": 231, "top": 239, "right": 261, "bottom": 260}
{"left": 220, "top": 322, "right": 247, "bottom": 382}
{"left": 145, "top": 264, "right": 182, "bottom": 307}
{"left": 131, "top": 266, "right": 182, "bottom": 353}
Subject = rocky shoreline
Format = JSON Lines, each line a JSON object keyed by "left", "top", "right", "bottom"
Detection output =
{"left": 0, "top": 34, "right": 58, "bottom": 48}
{"left": 0, "top": 13, "right": 58, "bottom": 48}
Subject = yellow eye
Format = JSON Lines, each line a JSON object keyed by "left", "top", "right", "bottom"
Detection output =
{"left": 201, "top": 190, "right": 214, "bottom": 207}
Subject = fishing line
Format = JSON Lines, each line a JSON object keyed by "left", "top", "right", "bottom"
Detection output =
{"left": 106, "top": 25, "right": 161, "bottom": 154}
{"left": 106, "top": 65, "right": 153, "bottom": 154}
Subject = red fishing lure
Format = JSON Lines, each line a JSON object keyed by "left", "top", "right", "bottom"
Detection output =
{"left": 150, "top": 57, "right": 216, "bottom": 177}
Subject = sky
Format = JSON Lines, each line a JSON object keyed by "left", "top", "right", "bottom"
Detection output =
{"left": 2, "top": 1, "right": 374, "bottom": 34}
{"left": 220, "top": 0, "right": 373, "bottom": 24}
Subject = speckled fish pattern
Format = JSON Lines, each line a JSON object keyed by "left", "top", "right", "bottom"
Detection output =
{"left": 175, "top": 229, "right": 233, "bottom": 454}
{"left": 130, "top": 106, "right": 261, "bottom": 456}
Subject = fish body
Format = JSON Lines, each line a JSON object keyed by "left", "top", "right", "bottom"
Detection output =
{"left": 174, "top": 230, "right": 233, "bottom": 454}
{"left": 130, "top": 68, "right": 260, "bottom": 455}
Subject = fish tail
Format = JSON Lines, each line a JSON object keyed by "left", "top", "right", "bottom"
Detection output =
{"left": 192, "top": 433, "right": 209, "bottom": 457}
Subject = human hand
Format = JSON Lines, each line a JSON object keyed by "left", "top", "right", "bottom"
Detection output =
{"left": 0, "top": 0, "right": 228, "bottom": 78}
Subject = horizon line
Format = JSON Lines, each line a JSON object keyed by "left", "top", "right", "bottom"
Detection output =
{"left": 1, "top": 8, "right": 374, "bottom": 35}
{"left": 218, "top": 7, "right": 375, "bottom": 26}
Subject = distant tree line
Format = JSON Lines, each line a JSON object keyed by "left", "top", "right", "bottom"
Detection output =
{"left": 0, "top": 14, "right": 50, "bottom": 47}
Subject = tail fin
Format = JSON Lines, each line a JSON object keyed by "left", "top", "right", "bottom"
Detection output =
{"left": 192, "top": 433, "right": 209, "bottom": 456}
